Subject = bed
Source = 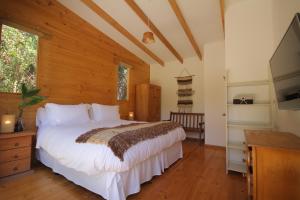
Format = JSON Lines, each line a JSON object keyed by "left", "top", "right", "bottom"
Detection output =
{"left": 35, "top": 103, "right": 186, "bottom": 200}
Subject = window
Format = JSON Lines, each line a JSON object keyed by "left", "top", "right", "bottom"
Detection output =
{"left": 117, "top": 64, "right": 129, "bottom": 101}
{"left": 0, "top": 24, "right": 38, "bottom": 93}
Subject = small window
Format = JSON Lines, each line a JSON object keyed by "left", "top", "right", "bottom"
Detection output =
{"left": 0, "top": 24, "right": 38, "bottom": 93}
{"left": 117, "top": 64, "right": 129, "bottom": 101}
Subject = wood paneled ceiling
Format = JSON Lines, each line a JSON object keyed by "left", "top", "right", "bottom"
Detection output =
{"left": 58, "top": 0, "right": 224, "bottom": 66}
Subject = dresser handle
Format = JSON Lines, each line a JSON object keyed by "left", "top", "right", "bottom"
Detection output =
{"left": 13, "top": 167, "right": 18, "bottom": 171}
{"left": 14, "top": 143, "right": 19, "bottom": 147}
{"left": 14, "top": 155, "right": 19, "bottom": 159}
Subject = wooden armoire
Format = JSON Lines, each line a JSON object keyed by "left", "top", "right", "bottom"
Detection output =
{"left": 135, "top": 83, "right": 161, "bottom": 122}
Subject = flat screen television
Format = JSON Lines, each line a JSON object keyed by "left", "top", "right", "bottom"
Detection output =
{"left": 270, "top": 13, "right": 300, "bottom": 110}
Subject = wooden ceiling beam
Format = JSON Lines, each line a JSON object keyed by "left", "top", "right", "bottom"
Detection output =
{"left": 220, "top": 0, "right": 225, "bottom": 32}
{"left": 125, "top": 0, "right": 183, "bottom": 64}
{"left": 168, "top": 0, "right": 202, "bottom": 60}
{"left": 81, "top": 0, "right": 164, "bottom": 66}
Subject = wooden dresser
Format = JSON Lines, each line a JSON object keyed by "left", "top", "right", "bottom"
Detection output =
{"left": 136, "top": 83, "right": 161, "bottom": 122}
{"left": 0, "top": 131, "right": 35, "bottom": 178}
{"left": 245, "top": 130, "right": 300, "bottom": 200}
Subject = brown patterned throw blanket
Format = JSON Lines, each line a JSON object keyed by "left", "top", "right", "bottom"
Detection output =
{"left": 76, "top": 121, "right": 182, "bottom": 161}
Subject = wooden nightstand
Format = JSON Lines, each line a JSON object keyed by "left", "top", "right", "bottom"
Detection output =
{"left": 0, "top": 131, "right": 35, "bottom": 178}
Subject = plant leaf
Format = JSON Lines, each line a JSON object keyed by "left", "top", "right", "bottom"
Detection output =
{"left": 23, "top": 88, "right": 40, "bottom": 98}
{"left": 19, "top": 95, "right": 45, "bottom": 108}
{"left": 21, "top": 83, "right": 27, "bottom": 98}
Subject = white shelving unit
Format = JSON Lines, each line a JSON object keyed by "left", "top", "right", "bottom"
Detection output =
{"left": 226, "top": 78, "right": 274, "bottom": 174}
{"left": 228, "top": 160, "right": 247, "bottom": 173}
{"left": 227, "top": 141, "right": 246, "bottom": 150}
{"left": 227, "top": 103, "right": 270, "bottom": 106}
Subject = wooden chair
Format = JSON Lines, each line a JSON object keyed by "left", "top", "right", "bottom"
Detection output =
{"left": 168, "top": 112, "right": 205, "bottom": 144}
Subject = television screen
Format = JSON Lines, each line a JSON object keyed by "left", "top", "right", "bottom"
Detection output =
{"left": 270, "top": 13, "right": 300, "bottom": 110}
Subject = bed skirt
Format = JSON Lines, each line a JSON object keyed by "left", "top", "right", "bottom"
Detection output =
{"left": 36, "top": 142, "right": 183, "bottom": 200}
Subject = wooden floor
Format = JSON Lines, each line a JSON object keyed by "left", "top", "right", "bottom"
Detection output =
{"left": 0, "top": 140, "right": 247, "bottom": 200}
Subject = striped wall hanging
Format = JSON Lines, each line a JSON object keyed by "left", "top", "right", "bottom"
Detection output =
{"left": 175, "top": 68, "right": 195, "bottom": 112}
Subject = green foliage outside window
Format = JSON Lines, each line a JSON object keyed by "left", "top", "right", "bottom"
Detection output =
{"left": 117, "top": 64, "right": 129, "bottom": 101}
{"left": 0, "top": 24, "right": 38, "bottom": 93}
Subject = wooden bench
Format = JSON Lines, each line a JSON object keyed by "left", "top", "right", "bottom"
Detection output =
{"left": 168, "top": 112, "right": 205, "bottom": 144}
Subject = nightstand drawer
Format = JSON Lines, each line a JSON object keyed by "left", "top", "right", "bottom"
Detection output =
{"left": 0, "top": 147, "right": 31, "bottom": 163}
{"left": 0, "top": 159, "right": 30, "bottom": 177}
{"left": 0, "top": 136, "right": 32, "bottom": 150}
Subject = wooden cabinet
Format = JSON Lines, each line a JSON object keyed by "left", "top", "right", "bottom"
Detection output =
{"left": 0, "top": 131, "right": 35, "bottom": 178}
{"left": 245, "top": 130, "right": 300, "bottom": 200}
{"left": 136, "top": 83, "right": 161, "bottom": 122}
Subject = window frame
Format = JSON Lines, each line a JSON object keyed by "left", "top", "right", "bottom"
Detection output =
{"left": 117, "top": 62, "right": 131, "bottom": 102}
{"left": 0, "top": 19, "right": 42, "bottom": 94}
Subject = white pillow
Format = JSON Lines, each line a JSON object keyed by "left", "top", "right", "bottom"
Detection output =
{"left": 91, "top": 103, "right": 120, "bottom": 121}
{"left": 45, "top": 103, "right": 90, "bottom": 126}
{"left": 36, "top": 107, "right": 49, "bottom": 127}
{"left": 80, "top": 103, "right": 92, "bottom": 119}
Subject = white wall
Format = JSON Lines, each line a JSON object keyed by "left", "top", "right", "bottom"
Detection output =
{"left": 225, "top": 0, "right": 300, "bottom": 136}
{"left": 272, "top": 0, "right": 300, "bottom": 136}
{"left": 150, "top": 57, "right": 204, "bottom": 138}
{"left": 150, "top": 57, "right": 204, "bottom": 120}
{"left": 225, "top": 0, "right": 274, "bottom": 82}
{"left": 204, "top": 40, "right": 226, "bottom": 146}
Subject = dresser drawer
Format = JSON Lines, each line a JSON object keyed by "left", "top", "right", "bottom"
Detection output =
{"left": 0, "top": 147, "right": 31, "bottom": 163}
{"left": 0, "top": 159, "right": 30, "bottom": 177}
{"left": 0, "top": 136, "right": 32, "bottom": 150}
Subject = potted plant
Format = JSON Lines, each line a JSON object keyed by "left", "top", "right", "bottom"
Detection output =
{"left": 15, "top": 83, "right": 46, "bottom": 132}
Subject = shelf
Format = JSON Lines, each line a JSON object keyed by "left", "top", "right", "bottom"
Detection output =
{"left": 228, "top": 160, "right": 247, "bottom": 173}
{"left": 227, "top": 80, "right": 270, "bottom": 87}
{"left": 228, "top": 141, "right": 246, "bottom": 150}
{"left": 227, "top": 121, "right": 272, "bottom": 129}
{"left": 227, "top": 103, "right": 270, "bottom": 106}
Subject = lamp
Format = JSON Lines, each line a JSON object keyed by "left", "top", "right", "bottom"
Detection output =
{"left": 142, "top": 15, "right": 155, "bottom": 44}
{"left": 142, "top": 31, "right": 155, "bottom": 44}
{"left": 1, "top": 114, "right": 15, "bottom": 133}
{"left": 129, "top": 112, "right": 134, "bottom": 120}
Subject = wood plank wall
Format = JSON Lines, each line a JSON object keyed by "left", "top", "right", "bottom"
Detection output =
{"left": 0, "top": 0, "right": 150, "bottom": 130}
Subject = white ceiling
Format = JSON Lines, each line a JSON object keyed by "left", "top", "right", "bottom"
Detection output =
{"left": 58, "top": 0, "right": 224, "bottom": 65}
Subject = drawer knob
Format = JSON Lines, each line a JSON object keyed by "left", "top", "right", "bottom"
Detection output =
{"left": 14, "top": 143, "right": 19, "bottom": 147}
{"left": 14, "top": 155, "right": 19, "bottom": 159}
{"left": 13, "top": 167, "right": 18, "bottom": 171}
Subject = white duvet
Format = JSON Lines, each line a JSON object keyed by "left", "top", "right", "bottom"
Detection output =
{"left": 36, "top": 120, "right": 186, "bottom": 175}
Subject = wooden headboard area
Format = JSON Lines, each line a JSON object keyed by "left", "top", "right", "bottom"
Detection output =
{"left": 0, "top": 0, "right": 150, "bottom": 130}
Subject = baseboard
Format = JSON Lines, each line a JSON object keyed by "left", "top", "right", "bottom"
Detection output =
{"left": 204, "top": 144, "right": 226, "bottom": 150}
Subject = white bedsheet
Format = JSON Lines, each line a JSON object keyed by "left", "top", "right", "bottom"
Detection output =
{"left": 37, "top": 142, "right": 183, "bottom": 200}
{"left": 36, "top": 120, "right": 186, "bottom": 175}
